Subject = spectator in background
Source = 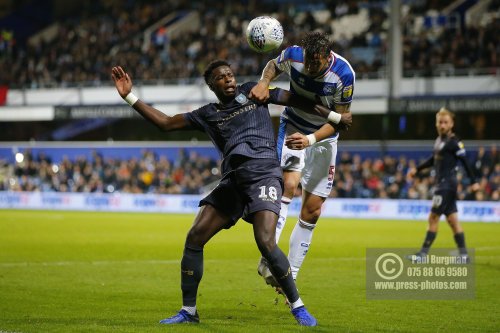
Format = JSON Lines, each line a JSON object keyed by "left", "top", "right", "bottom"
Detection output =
{"left": 2, "top": 0, "right": 499, "bottom": 88}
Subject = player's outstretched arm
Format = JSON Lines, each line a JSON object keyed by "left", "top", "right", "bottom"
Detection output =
{"left": 249, "top": 60, "right": 282, "bottom": 102}
{"left": 334, "top": 104, "right": 353, "bottom": 129}
{"left": 111, "top": 66, "right": 188, "bottom": 132}
{"left": 286, "top": 123, "right": 336, "bottom": 150}
{"left": 274, "top": 90, "right": 352, "bottom": 129}
{"left": 407, "top": 156, "right": 434, "bottom": 182}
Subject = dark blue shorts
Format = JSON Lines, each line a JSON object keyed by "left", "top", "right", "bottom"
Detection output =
{"left": 200, "top": 157, "right": 283, "bottom": 227}
{"left": 431, "top": 190, "right": 457, "bottom": 216}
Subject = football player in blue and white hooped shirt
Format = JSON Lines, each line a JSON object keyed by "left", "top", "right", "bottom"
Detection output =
{"left": 250, "top": 31, "right": 355, "bottom": 284}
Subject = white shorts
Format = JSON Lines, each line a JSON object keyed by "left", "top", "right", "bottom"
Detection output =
{"left": 277, "top": 122, "right": 338, "bottom": 198}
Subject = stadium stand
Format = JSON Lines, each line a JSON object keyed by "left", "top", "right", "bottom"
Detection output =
{"left": 1, "top": 144, "right": 497, "bottom": 201}
{"left": 0, "top": 0, "right": 498, "bottom": 202}
{"left": 1, "top": 0, "right": 499, "bottom": 87}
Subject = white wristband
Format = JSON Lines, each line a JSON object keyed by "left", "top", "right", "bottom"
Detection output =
{"left": 124, "top": 92, "right": 139, "bottom": 106}
{"left": 306, "top": 134, "right": 316, "bottom": 146}
{"left": 327, "top": 111, "right": 342, "bottom": 124}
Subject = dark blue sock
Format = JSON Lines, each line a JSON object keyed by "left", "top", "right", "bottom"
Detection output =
{"left": 454, "top": 232, "right": 467, "bottom": 255}
{"left": 420, "top": 231, "right": 436, "bottom": 254}
{"left": 263, "top": 246, "right": 299, "bottom": 303}
{"left": 180, "top": 244, "right": 203, "bottom": 306}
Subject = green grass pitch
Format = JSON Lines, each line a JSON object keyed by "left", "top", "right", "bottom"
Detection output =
{"left": 0, "top": 210, "right": 499, "bottom": 332}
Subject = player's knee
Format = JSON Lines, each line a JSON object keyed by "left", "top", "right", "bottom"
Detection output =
{"left": 185, "top": 226, "right": 207, "bottom": 247}
{"left": 259, "top": 243, "right": 276, "bottom": 259}
{"left": 257, "top": 234, "right": 275, "bottom": 251}
{"left": 255, "top": 235, "right": 276, "bottom": 257}
{"left": 428, "top": 213, "right": 439, "bottom": 223}
{"left": 300, "top": 205, "right": 321, "bottom": 223}
{"left": 283, "top": 178, "right": 299, "bottom": 195}
{"left": 446, "top": 219, "right": 461, "bottom": 232}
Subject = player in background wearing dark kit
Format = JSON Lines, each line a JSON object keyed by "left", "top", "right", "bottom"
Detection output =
{"left": 407, "top": 108, "right": 479, "bottom": 261}
{"left": 111, "top": 61, "right": 351, "bottom": 326}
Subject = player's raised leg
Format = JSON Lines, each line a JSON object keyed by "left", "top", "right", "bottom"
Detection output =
{"left": 288, "top": 191, "right": 324, "bottom": 280}
{"left": 252, "top": 210, "right": 317, "bottom": 326}
{"left": 258, "top": 130, "right": 304, "bottom": 285}
{"left": 276, "top": 195, "right": 293, "bottom": 242}
{"left": 257, "top": 171, "right": 299, "bottom": 286}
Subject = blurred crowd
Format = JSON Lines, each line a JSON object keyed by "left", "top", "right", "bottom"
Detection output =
{"left": 0, "top": 149, "right": 221, "bottom": 195}
{"left": 1, "top": 0, "right": 499, "bottom": 88}
{"left": 1, "top": 145, "right": 498, "bottom": 201}
{"left": 331, "top": 146, "right": 499, "bottom": 201}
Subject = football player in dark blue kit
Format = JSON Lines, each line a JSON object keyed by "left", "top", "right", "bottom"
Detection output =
{"left": 111, "top": 61, "right": 351, "bottom": 326}
{"left": 407, "top": 108, "right": 479, "bottom": 261}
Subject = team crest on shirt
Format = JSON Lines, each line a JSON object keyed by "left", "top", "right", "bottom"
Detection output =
{"left": 235, "top": 93, "right": 248, "bottom": 104}
{"left": 323, "top": 85, "right": 335, "bottom": 94}
{"left": 342, "top": 85, "right": 353, "bottom": 98}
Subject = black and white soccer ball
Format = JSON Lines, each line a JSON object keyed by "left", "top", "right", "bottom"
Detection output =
{"left": 246, "top": 16, "right": 284, "bottom": 53}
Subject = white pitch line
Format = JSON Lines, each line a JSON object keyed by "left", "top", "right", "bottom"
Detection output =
{"left": 0, "top": 259, "right": 180, "bottom": 267}
{"left": 0, "top": 255, "right": 498, "bottom": 268}
{"left": 0, "top": 257, "right": 363, "bottom": 267}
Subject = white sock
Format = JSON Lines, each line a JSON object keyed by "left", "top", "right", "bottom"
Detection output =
{"left": 290, "top": 297, "right": 304, "bottom": 310}
{"left": 288, "top": 218, "right": 316, "bottom": 280}
{"left": 181, "top": 305, "right": 197, "bottom": 315}
{"left": 276, "top": 197, "right": 292, "bottom": 243}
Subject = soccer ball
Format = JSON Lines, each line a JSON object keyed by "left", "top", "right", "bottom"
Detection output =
{"left": 246, "top": 16, "right": 284, "bottom": 53}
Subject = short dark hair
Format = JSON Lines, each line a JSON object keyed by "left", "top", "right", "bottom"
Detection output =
{"left": 300, "top": 31, "right": 331, "bottom": 58}
{"left": 203, "top": 60, "right": 231, "bottom": 84}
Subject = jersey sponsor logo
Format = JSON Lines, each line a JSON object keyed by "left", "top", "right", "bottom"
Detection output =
{"left": 342, "top": 85, "right": 353, "bottom": 99}
{"left": 235, "top": 93, "right": 248, "bottom": 104}
{"left": 216, "top": 104, "right": 257, "bottom": 127}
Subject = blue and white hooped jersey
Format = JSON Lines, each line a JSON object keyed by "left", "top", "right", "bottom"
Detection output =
{"left": 274, "top": 45, "right": 355, "bottom": 137}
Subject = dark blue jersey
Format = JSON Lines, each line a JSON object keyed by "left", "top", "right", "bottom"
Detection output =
{"left": 184, "top": 82, "right": 281, "bottom": 174}
{"left": 418, "top": 134, "right": 476, "bottom": 191}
